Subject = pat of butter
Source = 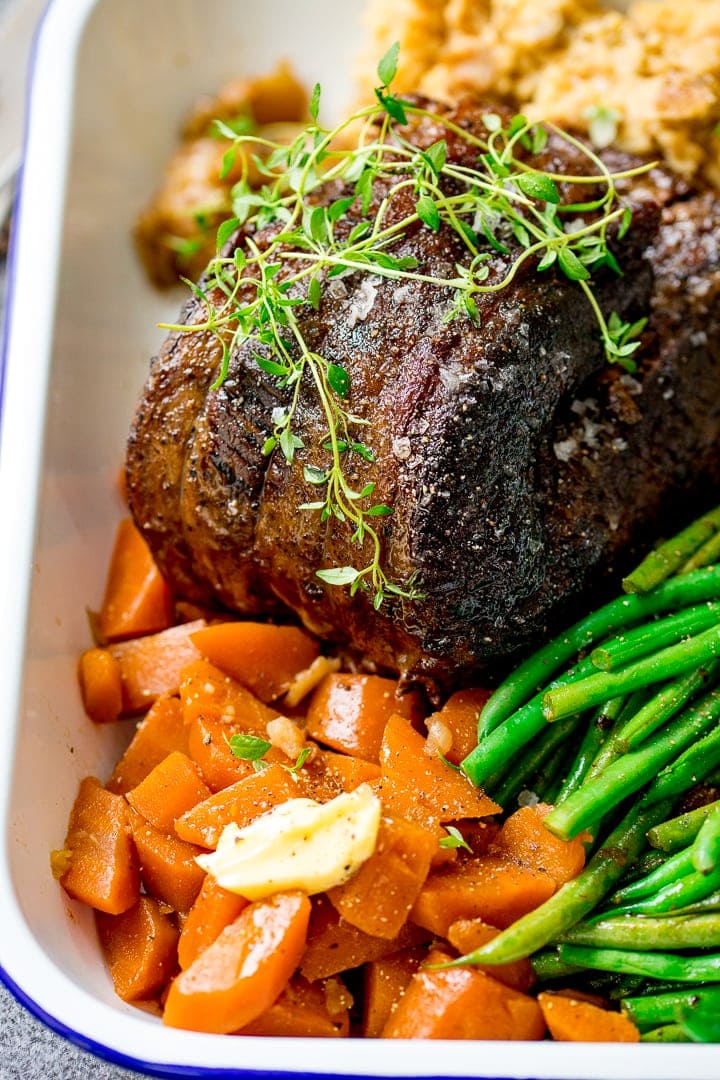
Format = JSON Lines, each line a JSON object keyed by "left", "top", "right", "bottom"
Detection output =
{"left": 196, "top": 782, "right": 382, "bottom": 900}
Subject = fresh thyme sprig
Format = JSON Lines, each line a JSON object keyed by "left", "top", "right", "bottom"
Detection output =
{"left": 160, "top": 45, "right": 653, "bottom": 609}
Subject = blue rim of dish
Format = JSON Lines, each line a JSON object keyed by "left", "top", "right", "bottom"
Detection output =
{"left": 0, "top": 962, "right": 520, "bottom": 1080}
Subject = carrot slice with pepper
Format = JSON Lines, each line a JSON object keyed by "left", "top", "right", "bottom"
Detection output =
{"left": 108, "top": 619, "right": 205, "bottom": 714}
{"left": 78, "top": 648, "right": 124, "bottom": 724}
{"left": 381, "top": 950, "right": 546, "bottom": 1040}
{"left": 306, "top": 674, "right": 424, "bottom": 763}
{"left": 163, "top": 891, "right": 311, "bottom": 1033}
{"left": 538, "top": 992, "right": 640, "bottom": 1042}
{"left": 494, "top": 803, "right": 587, "bottom": 887}
{"left": 178, "top": 875, "right": 248, "bottom": 970}
{"left": 175, "top": 764, "right": 299, "bottom": 848}
{"left": 238, "top": 975, "right": 351, "bottom": 1037}
{"left": 107, "top": 694, "right": 188, "bottom": 795}
{"left": 126, "top": 751, "right": 211, "bottom": 834}
{"left": 98, "top": 518, "right": 174, "bottom": 642}
{"left": 190, "top": 621, "right": 319, "bottom": 702}
{"left": 378, "top": 714, "right": 500, "bottom": 829}
{"left": 446, "top": 919, "right": 535, "bottom": 992}
{"left": 430, "top": 688, "right": 492, "bottom": 765}
{"left": 57, "top": 777, "right": 140, "bottom": 914}
{"left": 363, "top": 946, "right": 427, "bottom": 1037}
{"left": 96, "top": 896, "right": 179, "bottom": 1002}
{"left": 130, "top": 809, "right": 205, "bottom": 913}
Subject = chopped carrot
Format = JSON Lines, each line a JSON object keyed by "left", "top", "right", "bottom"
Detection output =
{"left": 311, "top": 750, "right": 382, "bottom": 795}
{"left": 107, "top": 694, "right": 188, "bottom": 795}
{"left": 78, "top": 648, "right": 123, "bottom": 724}
{"left": 327, "top": 816, "right": 437, "bottom": 939}
{"left": 538, "top": 992, "right": 640, "bottom": 1042}
{"left": 179, "top": 657, "right": 281, "bottom": 731}
{"left": 98, "top": 518, "right": 174, "bottom": 642}
{"left": 411, "top": 854, "right": 556, "bottom": 935}
{"left": 186, "top": 715, "right": 258, "bottom": 793}
{"left": 163, "top": 891, "right": 311, "bottom": 1033}
{"left": 430, "top": 688, "right": 491, "bottom": 765}
{"left": 96, "top": 896, "right": 179, "bottom": 1002}
{"left": 306, "top": 674, "right": 424, "bottom": 763}
{"left": 126, "top": 751, "right": 211, "bottom": 833}
{"left": 239, "top": 976, "right": 351, "bottom": 1037}
{"left": 190, "top": 621, "right": 320, "bottom": 703}
{"left": 495, "top": 803, "right": 587, "bottom": 886}
{"left": 300, "top": 895, "right": 430, "bottom": 982}
{"left": 178, "top": 875, "right": 248, "bottom": 970}
{"left": 378, "top": 714, "right": 500, "bottom": 830}
{"left": 58, "top": 777, "right": 139, "bottom": 914}
{"left": 175, "top": 764, "right": 300, "bottom": 848}
{"left": 108, "top": 620, "right": 205, "bottom": 714}
{"left": 363, "top": 946, "right": 427, "bottom": 1037}
{"left": 382, "top": 949, "right": 546, "bottom": 1040}
{"left": 446, "top": 919, "right": 535, "bottom": 992}
{"left": 130, "top": 809, "right": 205, "bottom": 913}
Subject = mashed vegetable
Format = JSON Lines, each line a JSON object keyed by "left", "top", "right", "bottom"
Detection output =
{"left": 360, "top": 0, "right": 720, "bottom": 184}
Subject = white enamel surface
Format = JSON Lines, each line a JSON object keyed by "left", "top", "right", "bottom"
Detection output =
{"left": 0, "top": 0, "right": 719, "bottom": 1076}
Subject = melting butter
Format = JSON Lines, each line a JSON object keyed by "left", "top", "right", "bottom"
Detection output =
{"left": 196, "top": 782, "right": 381, "bottom": 900}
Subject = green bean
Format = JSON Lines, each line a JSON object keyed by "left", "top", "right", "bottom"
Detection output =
{"left": 562, "top": 913, "right": 720, "bottom": 950}
{"left": 622, "top": 506, "right": 720, "bottom": 594}
{"left": 623, "top": 862, "right": 720, "bottom": 915}
{"left": 692, "top": 804, "right": 720, "bottom": 875}
{"left": 530, "top": 949, "right": 581, "bottom": 981}
{"left": 492, "top": 712, "right": 580, "bottom": 808}
{"left": 545, "top": 689, "right": 720, "bottom": 840}
{"left": 678, "top": 1003, "right": 720, "bottom": 1043}
{"left": 612, "top": 846, "right": 696, "bottom": 904}
{"left": 622, "top": 985, "right": 720, "bottom": 1029}
{"left": 583, "top": 688, "right": 655, "bottom": 780}
{"left": 643, "top": 721, "right": 720, "bottom": 806}
{"left": 543, "top": 625, "right": 720, "bottom": 722}
{"left": 663, "top": 890, "right": 720, "bottom": 916}
{"left": 474, "top": 564, "right": 720, "bottom": 737}
{"left": 557, "top": 698, "right": 626, "bottom": 802}
{"left": 681, "top": 529, "right": 720, "bottom": 575}
{"left": 535, "top": 740, "right": 575, "bottom": 805}
{"left": 464, "top": 656, "right": 600, "bottom": 785}
{"left": 641, "top": 1024, "right": 690, "bottom": 1042}
{"left": 648, "top": 799, "right": 720, "bottom": 853}
{"left": 591, "top": 603, "right": 720, "bottom": 672}
{"left": 447, "top": 797, "right": 671, "bottom": 966}
{"left": 604, "top": 666, "right": 715, "bottom": 758}
{"left": 557, "top": 944, "right": 720, "bottom": 982}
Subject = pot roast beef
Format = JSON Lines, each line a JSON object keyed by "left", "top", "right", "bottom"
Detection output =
{"left": 127, "top": 100, "right": 720, "bottom": 687}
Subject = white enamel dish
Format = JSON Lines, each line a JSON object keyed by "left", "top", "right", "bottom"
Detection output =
{"left": 1, "top": 0, "right": 719, "bottom": 1076}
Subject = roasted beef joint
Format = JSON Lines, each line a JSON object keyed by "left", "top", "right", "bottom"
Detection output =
{"left": 127, "top": 102, "right": 720, "bottom": 687}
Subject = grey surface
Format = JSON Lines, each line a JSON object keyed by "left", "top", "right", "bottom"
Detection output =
{"left": 0, "top": 1, "right": 141, "bottom": 1074}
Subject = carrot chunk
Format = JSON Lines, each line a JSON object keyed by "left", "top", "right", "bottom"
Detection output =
{"left": 495, "top": 803, "right": 587, "bottom": 886}
{"left": 175, "top": 764, "right": 300, "bottom": 848}
{"left": 239, "top": 976, "right": 351, "bottom": 1037}
{"left": 163, "top": 891, "right": 311, "bottom": 1033}
{"left": 126, "top": 751, "right": 211, "bottom": 833}
{"left": 327, "top": 816, "right": 437, "bottom": 939}
{"left": 58, "top": 778, "right": 139, "bottom": 914}
{"left": 430, "top": 688, "right": 491, "bottom": 765}
{"left": 107, "top": 694, "right": 188, "bottom": 794}
{"left": 382, "top": 950, "right": 546, "bottom": 1040}
{"left": 130, "top": 810, "right": 205, "bottom": 912}
{"left": 190, "top": 621, "right": 320, "bottom": 703}
{"left": 306, "top": 674, "right": 424, "bottom": 763}
{"left": 538, "top": 992, "right": 640, "bottom": 1042}
{"left": 363, "top": 946, "right": 426, "bottom": 1037}
{"left": 78, "top": 648, "right": 123, "bottom": 724}
{"left": 108, "top": 620, "right": 205, "bottom": 714}
{"left": 411, "top": 854, "right": 556, "bottom": 935}
{"left": 379, "top": 714, "right": 499, "bottom": 829}
{"left": 300, "top": 895, "right": 430, "bottom": 981}
{"left": 98, "top": 518, "right": 174, "bottom": 642}
{"left": 96, "top": 896, "right": 179, "bottom": 1002}
{"left": 446, "top": 919, "right": 536, "bottom": 991}
{"left": 179, "top": 657, "right": 282, "bottom": 731}
{"left": 178, "top": 875, "right": 248, "bottom": 970}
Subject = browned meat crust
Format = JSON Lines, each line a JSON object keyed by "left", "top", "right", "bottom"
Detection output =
{"left": 127, "top": 101, "right": 720, "bottom": 687}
